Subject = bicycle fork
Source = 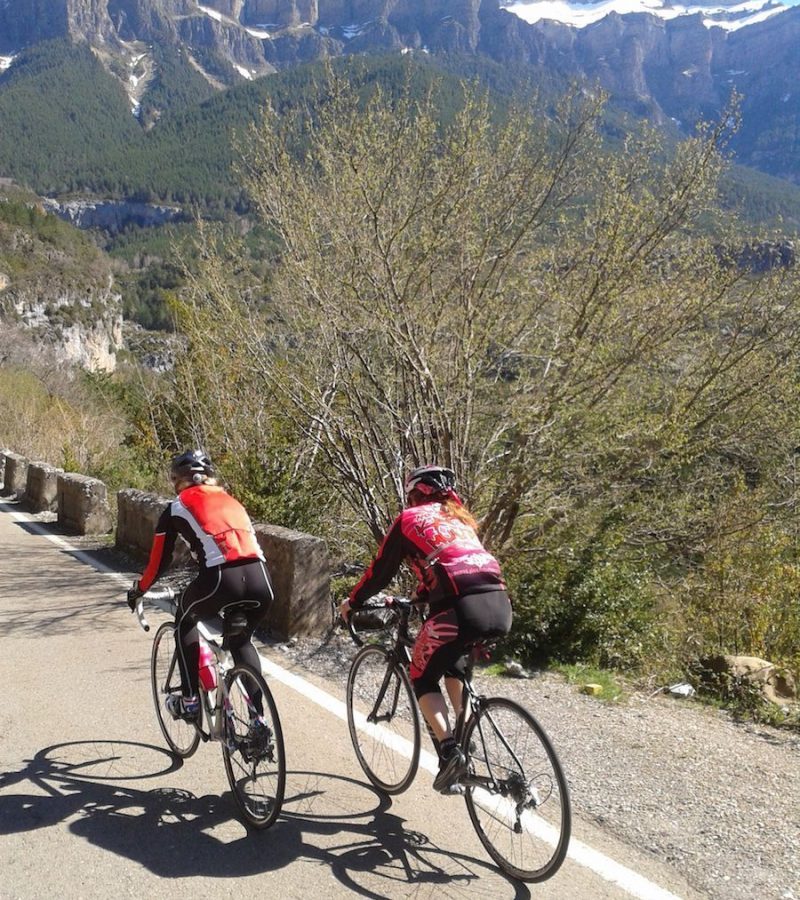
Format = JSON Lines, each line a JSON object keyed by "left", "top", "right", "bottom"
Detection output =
{"left": 367, "top": 660, "right": 404, "bottom": 725}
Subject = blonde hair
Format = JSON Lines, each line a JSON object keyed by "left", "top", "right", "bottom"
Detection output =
{"left": 174, "top": 474, "right": 219, "bottom": 493}
{"left": 442, "top": 497, "right": 479, "bottom": 531}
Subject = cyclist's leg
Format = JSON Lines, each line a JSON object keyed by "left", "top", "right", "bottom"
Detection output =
{"left": 219, "top": 560, "right": 274, "bottom": 717}
{"left": 175, "top": 570, "right": 223, "bottom": 698}
{"left": 411, "top": 607, "right": 464, "bottom": 742}
{"left": 445, "top": 672, "right": 467, "bottom": 720}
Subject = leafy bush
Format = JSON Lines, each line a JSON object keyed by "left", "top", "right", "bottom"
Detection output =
{"left": 502, "top": 542, "right": 662, "bottom": 671}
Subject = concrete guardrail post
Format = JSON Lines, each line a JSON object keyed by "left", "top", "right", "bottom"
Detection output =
{"left": 116, "top": 489, "right": 171, "bottom": 560}
{"left": 26, "top": 461, "right": 65, "bottom": 513}
{"left": 255, "top": 523, "right": 330, "bottom": 639}
{"left": 1, "top": 452, "right": 29, "bottom": 498}
{"left": 57, "top": 473, "right": 114, "bottom": 534}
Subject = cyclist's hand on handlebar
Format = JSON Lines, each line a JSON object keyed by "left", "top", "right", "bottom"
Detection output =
{"left": 338, "top": 598, "right": 352, "bottom": 624}
{"left": 127, "top": 579, "right": 143, "bottom": 611}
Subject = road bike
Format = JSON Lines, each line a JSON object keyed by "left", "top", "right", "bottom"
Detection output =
{"left": 134, "top": 587, "right": 286, "bottom": 829}
{"left": 344, "top": 596, "right": 571, "bottom": 882}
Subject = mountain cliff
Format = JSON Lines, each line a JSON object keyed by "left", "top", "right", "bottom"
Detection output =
{"left": 0, "top": 0, "right": 800, "bottom": 183}
{"left": 0, "top": 0, "right": 797, "bottom": 182}
{"left": 0, "top": 188, "right": 122, "bottom": 371}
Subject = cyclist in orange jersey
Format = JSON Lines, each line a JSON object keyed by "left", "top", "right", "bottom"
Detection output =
{"left": 128, "top": 449, "right": 274, "bottom": 721}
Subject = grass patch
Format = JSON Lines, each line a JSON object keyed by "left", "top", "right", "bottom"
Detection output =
{"left": 553, "top": 663, "right": 624, "bottom": 701}
{"left": 479, "top": 661, "right": 509, "bottom": 677}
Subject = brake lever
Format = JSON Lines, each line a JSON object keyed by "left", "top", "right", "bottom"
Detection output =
{"left": 135, "top": 597, "right": 150, "bottom": 632}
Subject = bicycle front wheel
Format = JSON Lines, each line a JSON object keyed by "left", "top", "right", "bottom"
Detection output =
{"left": 150, "top": 621, "right": 201, "bottom": 758}
{"left": 222, "top": 664, "right": 286, "bottom": 829}
{"left": 463, "top": 697, "right": 571, "bottom": 882}
{"left": 346, "top": 644, "right": 420, "bottom": 794}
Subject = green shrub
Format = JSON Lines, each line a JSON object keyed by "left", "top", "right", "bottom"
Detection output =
{"left": 504, "top": 548, "right": 662, "bottom": 671}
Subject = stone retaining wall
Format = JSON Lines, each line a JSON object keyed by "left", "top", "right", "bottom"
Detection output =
{"left": 57, "top": 473, "right": 114, "bottom": 535}
{"left": 26, "top": 462, "right": 65, "bottom": 513}
{"left": 116, "top": 488, "right": 173, "bottom": 560}
{"left": 1, "top": 452, "right": 28, "bottom": 498}
{"left": 255, "top": 523, "right": 330, "bottom": 638}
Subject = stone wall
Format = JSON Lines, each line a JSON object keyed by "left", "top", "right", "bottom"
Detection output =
{"left": 25, "top": 461, "right": 65, "bottom": 512}
{"left": 1, "top": 451, "right": 28, "bottom": 498}
{"left": 255, "top": 523, "right": 330, "bottom": 638}
{"left": 116, "top": 488, "right": 175, "bottom": 560}
{"left": 57, "top": 473, "right": 114, "bottom": 534}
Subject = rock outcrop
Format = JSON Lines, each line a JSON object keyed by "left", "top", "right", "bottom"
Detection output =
{"left": 1, "top": 192, "right": 123, "bottom": 372}
{"left": 1, "top": 0, "right": 798, "bottom": 182}
{"left": 42, "top": 197, "right": 184, "bottom": 233}
{"left": 7, "top": 286, "right": 123, "bottom": 372}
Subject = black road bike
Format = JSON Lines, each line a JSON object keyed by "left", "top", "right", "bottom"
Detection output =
{"left": 344, "top": 596, "right": 571, "bottom": 882}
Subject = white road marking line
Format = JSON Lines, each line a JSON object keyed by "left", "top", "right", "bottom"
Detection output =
{"left": 4, "top": 503, "right": 684, "bottom": 900}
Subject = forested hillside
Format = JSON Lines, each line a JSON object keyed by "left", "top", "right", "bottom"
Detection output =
{"left": 2, "top": 44, "right": 800, "bottom": 231}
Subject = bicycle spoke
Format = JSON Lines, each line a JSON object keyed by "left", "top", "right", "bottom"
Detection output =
{"left": 346, "top": 645, "right": 421, "bottom": 794}
{"left": 464, "top": 698, "right": 571, "bottom": 882}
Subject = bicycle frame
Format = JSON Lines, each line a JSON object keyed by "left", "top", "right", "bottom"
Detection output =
{"left": 194, "top": 621, "right": 235, "bottom": 744}
{"left": 136, "top": 588, "right": 258, "bottom": 747}
{"left": 454, "top": 654, "right": 528, "bottom": 800}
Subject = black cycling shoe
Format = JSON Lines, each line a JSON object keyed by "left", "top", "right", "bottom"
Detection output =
{"left": 433, "top": 745, "right": 467, "bottom": 793}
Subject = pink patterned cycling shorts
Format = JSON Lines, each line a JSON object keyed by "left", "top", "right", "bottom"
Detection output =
{"left": 410, "top": 607, "right": 460, "bottom": 683}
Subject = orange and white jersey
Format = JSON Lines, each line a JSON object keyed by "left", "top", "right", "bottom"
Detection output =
{"left": 138, "top": 484, "right": 264, "bottom": 592}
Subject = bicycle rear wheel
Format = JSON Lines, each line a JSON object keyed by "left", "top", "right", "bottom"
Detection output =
{"left": 150, "top": 621, "right": 201, "bottom": 758}
{"left": 221, "top": 664, "right": 285, "bottom": 829}
{"left": 463, "top": 697, "right": 571, "bottom": 882}
{"left": 346, "top": 644, "right": 420, "bottom": 794}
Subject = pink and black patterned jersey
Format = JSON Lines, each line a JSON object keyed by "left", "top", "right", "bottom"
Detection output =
{"left": 349, "top": 501, "right": 505, "bottom": 609}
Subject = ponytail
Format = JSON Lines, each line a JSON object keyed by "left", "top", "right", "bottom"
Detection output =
{"left": 442, "top": 497, "right": 478, "bottom": 531}
{"left": 174, "top": 474, "right": 219, "bottom": 493}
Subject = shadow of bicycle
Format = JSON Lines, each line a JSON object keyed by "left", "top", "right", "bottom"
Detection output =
{"left": 0, "top": 739, "right": 529, "bottom": 897}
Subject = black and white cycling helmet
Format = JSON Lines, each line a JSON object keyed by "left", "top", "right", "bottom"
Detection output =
{"left": 404, "top": 464, "right": 457, "bottom": 500}
{"left": 170, "top": 449, "right": 214, "bottom": 484}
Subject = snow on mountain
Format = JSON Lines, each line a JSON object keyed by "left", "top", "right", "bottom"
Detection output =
{"left": 502, "top": 0, "right": 792, "bottom": 30}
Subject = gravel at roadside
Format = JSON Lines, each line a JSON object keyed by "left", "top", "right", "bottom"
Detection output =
{"left": 272, "top": 627, "right": 800, "bottom": 900}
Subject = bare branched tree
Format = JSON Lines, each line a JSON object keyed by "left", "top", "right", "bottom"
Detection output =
{"left": 179, "top": 67, "right": 800, "bottom": 560}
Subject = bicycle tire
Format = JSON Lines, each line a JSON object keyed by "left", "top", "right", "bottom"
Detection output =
{"left": 463, "top": 697, "right": 571, "bottom": 882}
{"left": 150, "top": 621, "right": 201, "bottom": 758}
{"left": 346, "top": 644, "right": 421, "bottom": 794}
{"left": 221, "top": 664, "right": 286, "bottom": 829}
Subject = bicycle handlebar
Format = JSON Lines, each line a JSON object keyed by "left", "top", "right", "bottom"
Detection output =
{"left": 133, "top": 587, "right": 177, "bottom": 633}
{"left": 345, "top": 594, "right": 415, "bottom": 647}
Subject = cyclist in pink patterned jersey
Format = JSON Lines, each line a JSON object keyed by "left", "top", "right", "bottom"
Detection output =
{"left": 340, "top": 465, "right": 512, "bottom": 792}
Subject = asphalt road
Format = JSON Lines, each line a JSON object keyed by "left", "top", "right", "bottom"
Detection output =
{"left": 0, "top": 501, "right": 700, "bottom": 899}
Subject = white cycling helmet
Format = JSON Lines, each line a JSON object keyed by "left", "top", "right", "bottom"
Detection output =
{"left": 404, "top": 464, "right": 457, "bottom": 500}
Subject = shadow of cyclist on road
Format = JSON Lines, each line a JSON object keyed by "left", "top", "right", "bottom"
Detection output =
{"left": 0, "top": 740, "right": 529, "bottom": 896}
